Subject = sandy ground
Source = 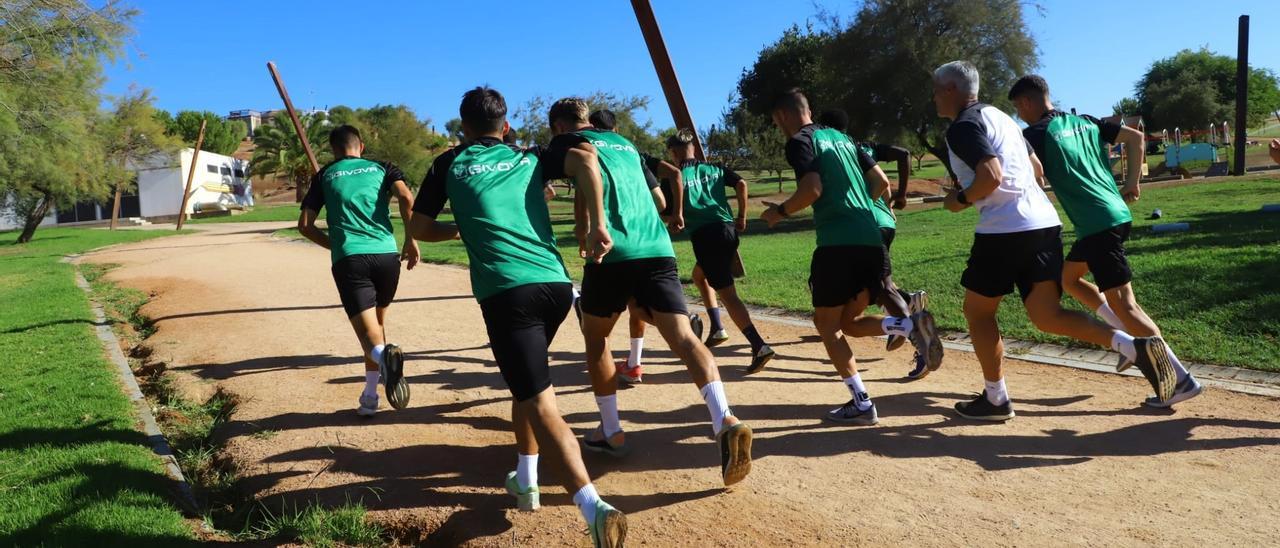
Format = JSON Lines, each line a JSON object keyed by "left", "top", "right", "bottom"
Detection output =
{"left": 83, "top": 223, "right": 1280, "bottom": 547}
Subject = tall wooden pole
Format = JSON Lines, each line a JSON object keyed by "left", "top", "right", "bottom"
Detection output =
{"left": 631, "top": 0, "right": 705, "bottom": 162}
{"left": 175, "top": 120, "right": 207, "bottom": 230}
{"left": 266, "top": 61, "right": 320, "bottom": 201}
{"left": 1232, "top": 15, "right": 1249, "bottom": 176}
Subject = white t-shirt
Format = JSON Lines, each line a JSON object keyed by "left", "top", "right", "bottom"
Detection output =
{"left": 945, "top": 103, "right": 1060, "bottom": 234}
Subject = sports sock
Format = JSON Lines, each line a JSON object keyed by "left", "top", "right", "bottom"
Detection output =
{"left": 1095, "top": 302, "right": 1125, "bottom": 329}
{"left": 370, "top": 344, "right": 386, "bottom": 368}
{"left": 627, "top": 338, "right": 644, "bottom": 368}
{"left": 1165, "top": 341, "right": 1190, "bottom": 382}
{"left": 742, "top": 324, "right": 766, "bottom": 353}
{"left": 708, "top": 307, "right": 724, "bottom": 332}
{"left": 516, "top": 453, "right": 538, "bottom": 491}
{"left": 985, "top": 378, "right": 1009, "bottom": 405}
{"left": 700, "top": 380, "right": 731, "bottom": 436}
{"left": 573, "top": 484, "right": 601, "bottom": 525}
{"left": 881, "top": 316, "right": 914, "bottom": 337}
{"left": 842, "top": 373, "right": 872, "bottom": 411}
{"left": 572, "top": 286, "right": 581, "bottom": 300}
{"left": 595, "top": 395, "right": 621, "bottom": 437}
{"left": 1110, "top": 331, "right": 1137, "bottom": 362}
{"left": 363, "top": 371, "right": 380, "bottom": 397}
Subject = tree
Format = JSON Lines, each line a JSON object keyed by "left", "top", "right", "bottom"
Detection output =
{"left": 0, "top": 0, "right": 134, "bottom": 243}
{"left": 444, "top": 118, "right": 464, "bottom": 142}
{"left": 1113, "top": 97, "right": 1141, "bottom": 117}
{"left": 250, "top": 111, "right": 331, "bottom": 202}
{"left": 101, "top": 89, "right": 180, "bottom": 228}
{"left": 1134, "top": 48, "right": 1280, "bottom": 131}
{"left": 322, "top": 104, "right": 448, "bottom": 186}
{"left": 165, "top": 111, "right": 246, "bottom": 155}
{"left": 708, "top": 104, "right": 789, "bottom": 190}
{"left": 512, "top": 92, "right": 668, "bottom": 155}
{"left": 736, "top": 25, "right": 831, "bottom": 116}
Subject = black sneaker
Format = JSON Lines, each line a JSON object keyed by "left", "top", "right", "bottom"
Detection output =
{"left": 382, "top": 344, "right": 410, "bottom": 410}
{"left": 573, "top": 295, "right": 583, "bottom": 323}
{"left": 745, "top": 344, "right": 775, "bottom": 374}
{"left": 954, "top": 391, "right": 1014, "bottom": 421}
{"left": 825, "top": 398, "right": 878, "bottom": 425}
{"left": 1132, "top": 336, "right": 1176, "bottom": 403}
{"left": 689, "top": 313, "right": 704, "bottom": 341}
{"left": 717, "top": 422, "right": 753, "bottom": 486}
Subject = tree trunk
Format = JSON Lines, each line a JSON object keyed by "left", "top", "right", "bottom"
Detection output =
{"left": 109, "top": 182, "right": 122, "bottom": 230}
{"left": 295, "top": 179, "right": 304, "bottom": 203}
{"left": 17, "top": 193, "right": 52, "bottom": 244}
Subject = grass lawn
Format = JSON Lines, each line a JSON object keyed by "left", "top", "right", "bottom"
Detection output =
{"left": 0, "top": 227, "right": 196, "bottom": 546}
{"left": 188, "top": 203, "right": 298, "bottom": 224}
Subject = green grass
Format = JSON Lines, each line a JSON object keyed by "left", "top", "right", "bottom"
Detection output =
{"left": 0, "top": 227, "right": 196, "bottom": 547}
{"left": 188, "top": 204, "right": 299, "bottom": 224}
{"left": 246, "top": 499, "right": 383, "bottom": 548}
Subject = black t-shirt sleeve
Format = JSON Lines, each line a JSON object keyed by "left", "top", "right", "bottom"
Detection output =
{"left": 412, "top": 150, "right": 454, "bottom": 218}
{"left": 1082, "top": 114, "right": 1123, "bottom": 144}
{"left": 719, "top": 165, "right": 744, "bottom": 188}
{"left": 857, "top": 149, "right": 877, "bottom": 174}
{"left": 641, "top": 158, "right": 660, "bottom": 189}
{"left": 785, "top": 134, "right": 820, "bottom": 178}
{"left": 945, "top": 120, "right": 997, "bottom": 170}
{"left": 1022, "top": 122, "right": 1048, "bottom": 160}
{"left": 300, "top": 171, "right": 324, "bottom": 212}
{"left": 538, "top": 133, "right": 589, "bottom": 182}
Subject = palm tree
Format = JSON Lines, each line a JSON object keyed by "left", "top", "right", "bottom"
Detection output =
{"left": 250, "top": 111, "right": 331, "bottom": 202}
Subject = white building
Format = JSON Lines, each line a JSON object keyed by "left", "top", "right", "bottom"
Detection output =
{"left": 135, "top": 148, "right": 253, "bottom": 218}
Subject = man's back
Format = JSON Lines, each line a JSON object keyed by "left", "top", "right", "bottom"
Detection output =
{"left": 787, "top": 124, "right": 882, "bottom": 248}
{"left": 945, "top": 103, "right": 1059, "bottom": 234}
{"left": 304, "top": 157, "right": 399, "bottom": 263}
{"left": 1022, "top": 111, "right": 1131, "bottom": 237}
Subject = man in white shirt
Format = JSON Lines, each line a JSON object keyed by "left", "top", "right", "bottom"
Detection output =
{"left": 932, "top": 60, "right": 1177, "bottom": 421}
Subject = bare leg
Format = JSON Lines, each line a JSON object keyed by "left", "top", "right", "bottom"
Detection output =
{"left": 814, "top": 305, "right": 858, "bottom": 378}
{"left": 962, "top": 291, "right": 1004, "bottom": 382}
{"left": 1023, "top": 280, "right": 1115, "bottom": 347}
{"left": 581, "top": 313, "right": 622, "bottom": 398}
{"left": 1061, "top": 260, "right": 1105, "bottom": 311}
{"left": 1104, "top": 283, "right": 1161, "bottom": 337}
{"left": 692, "top": 266, "right": 719, "bottom": 309}
{"left": 627, "top": 302, "right": 647, "bottom": 339}
{"left": 517, "top": 388, "right": 590, "bottom": 494}
{"left": 512, "top": 399, "right": 538, "bottom": 456}
{"left": 348, "top": 307, "right": 385, "bottom": 373}
{"left": 717, "top": 286, "right": 753, "bottom": 331}
{"left": 650, "top": 311, "right": 720, "bottom": 388}
{"left": 875, "top": 274, "right": 910, "bottom": 317}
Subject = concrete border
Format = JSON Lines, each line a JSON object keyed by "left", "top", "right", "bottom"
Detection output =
{"left": 67, "top": 258, "right": 198, "bottom": 513}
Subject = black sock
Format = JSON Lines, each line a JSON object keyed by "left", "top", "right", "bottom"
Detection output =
{"left": 742, "top": 324, "right": 766, "bottom": 353}
{"left": 897, "top": 288, "right": 912, "bottom": 304}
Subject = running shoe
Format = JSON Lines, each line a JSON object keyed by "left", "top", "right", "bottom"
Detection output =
{"left": 1132, "top": 336, "right": 1177, "bottom": 403}
{"left": 1116, "top": 353, "right": 1134, "bottom": 373}
{"left": 954, "top": 391, "right": 1015, "bottom": 421}
{"left": 705, "top": 329, "right": 729, "bottom": 348}
{"left": 689, "top": 313, "right": 704, "bottom": 341}
{"left": 504, "top": 471, "right": 540, "bottom": 511}
{"left": 574, "top": 295, "right": 583, "bottom": 323}
{"left": 885, "top": 334, "right": 908, "bottom": 351}
{"left": 825, "top": 399, "right": 878, "bottom": 425}
{"left": 582, "top": 426, "right": 630, "bottom": 458}
{"left": 1143, "top": 375, "right": 1203, "bottom": 408}
{"left": 908, "top": 310, "right": 944, "bottom": 372}
{"left": 746, "top": 344, "right": 775, "bottom": 375}
{"left": 356, "top": 393, "right": 378, "bottom": 417}
{"left": 588, "top": 499, "right": 627, "bottom": 548}
{"left": 908, "top": 290, "right": 929, "bottom": 315}
{"left": 905, "top": 351, "right": 929, "bottom": 380}
{"left": 382, "top": 343, "right": 410, "bottom": 410}
{"left": 616, "top": 360, "right": 643, "bottom": 384}
{"left": 717, "top": 421, "right": 753, "bottom": 486}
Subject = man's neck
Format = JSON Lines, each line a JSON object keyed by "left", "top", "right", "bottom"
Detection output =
{"left": 339, "top": 149, "right": 361, "bottom": 159}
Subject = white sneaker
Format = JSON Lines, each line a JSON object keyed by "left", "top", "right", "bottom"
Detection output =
{"left": 357, "top": 393, "right": 378, "bottom": 417}
{"left": 1143, "top": 376, "right": 1203, "bottom": 408}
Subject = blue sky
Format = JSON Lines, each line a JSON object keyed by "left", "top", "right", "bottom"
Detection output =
{"left": 103, "top": 1, "right": 1279, "bottom": 133}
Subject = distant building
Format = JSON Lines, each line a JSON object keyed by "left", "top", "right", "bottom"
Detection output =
{"left": 230, "top": 107, "right": 329, "bottom": 137}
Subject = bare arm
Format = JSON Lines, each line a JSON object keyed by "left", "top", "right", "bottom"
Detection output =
{"left": 944, "top": 156, "right": 1001, "bottom": 212}
{"left": 761, "top": 171, "right": 822, "bottom": 227}
{"left": 390, "top": 180, "right": 420, "bottom": 269}
{"left": 864, "top": 165, "right": 891, "bottom": 204}
{"left": 883, "top": 146, "right": 912, "bottom": 209}
{"left": 733, "top": 179, "right": 748, "bottom": 232}
{"left": 650, "top": 186, "right": 666, "bottom": 212}
{"left": 406, "top": 212, "right": 459, "bottom": 243}
{"left": 655, "top": 159, "right": 684, "bottom": 231}
{"left": 565, "top": 144, "right": 612, "bottom": 263}
{"left": 1028, "top": 151, "right": 1048, "bottom": 189}
{"left": 297, "top": 208, "right": 330, "bottom": 249}
{"left": 1114, "top": 126, "right": 1145, "bottom": 202}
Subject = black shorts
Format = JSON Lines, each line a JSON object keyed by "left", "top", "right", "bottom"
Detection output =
{"left": 331, "top": 253, "right": 401, "bottom": 318}
{"left": 1066, "top": 222, "right": 1133, "bottom": 292}
{"left": 690, "top": 222, "right": 740, "bottom": 290}
{"left": 961, "top": 226, "right": 1063, "bottom": 301}
{"left": 808, "top": 245, "right": 886, "bottom": 308}
{"left": 580, "top": 257, "right": 688, "bottom": 318}
{"left": 880, "top": 227, "right": 896, "bottom": 251}
{"left": 479, "top": 282, "right": 573, "bottom": 402}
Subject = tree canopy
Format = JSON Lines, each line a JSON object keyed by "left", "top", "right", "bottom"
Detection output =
{"left": 161, "top": 110, "right": 247, "bottom": 155}
{"left": 327, "top": 104, "right": 447, "bottom": 185}
{"left": 512, "top": 92, "right": 667, "bottom": 155}
{"left": 1132, "top": 48, "right": 1280, "bottom": 131}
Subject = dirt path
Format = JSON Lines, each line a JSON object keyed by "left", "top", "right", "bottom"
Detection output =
{"left": 83, "top": 224, "right": 1280, "bottom": 546}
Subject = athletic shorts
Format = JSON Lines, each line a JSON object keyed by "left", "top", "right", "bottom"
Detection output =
{"left": 961, "top": 226, "right": 1063, "bottom": 301}
{"left": 331, "top": 253, "right": 400, "bottom": 318}
{"left": 580, "top": 257, "right": 688, "bottom": 318}
{"left": 690, "top": 222, "right": 740, "bottom": 290}
{"left": 880, "top": 227, "right": 896, "bottom": 251}
{"left": 478, "top": 282, "right": 573, "bottom": 402}
{"left": 1066, "top": 222, "right": 1132, "bottom": 292}
{"left": 808, "top": 245, "right": 887, "bottom": 308}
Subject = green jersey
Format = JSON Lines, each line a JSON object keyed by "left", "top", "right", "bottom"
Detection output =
{"left": 679, "top": 161, "right": 742, "bottom": 233}
{"left": 856, "top": 142, "right": 895, "bottom": 230}
{"left": 541, "top": 129, "right": 674, "bottom": 263}
{"left": 414, "top": 137, "right": 570, "bottom": 301}
{"left": 1022, "top": 111, "right": 1132, "bottom": 237}
{"left": 301, "top": 156, "right": 402, "bottom": 264}
{"left": 785, "top": 124, "right": 882, "bottom": 247}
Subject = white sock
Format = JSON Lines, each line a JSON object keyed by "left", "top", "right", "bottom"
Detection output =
{"left": 573, "top": 484, "right": 601, "bottom": 525}
{"left": 1095, "top": 303, "right": 1125, "bottom": 329}
{"left": 628, "top": 338, "right": 644, "bottom": 368}
{"left": 1165, "top": 342, "right": 1190, "bottom": 382}
{"left": 596, "top": 395, "right": 621, "bottom": 437}
{"left": 985, "top": 378, "right": 1009, "bottom": 405}
{"left": 370, "top": 344, "right": 386, "bottom": 368}
{"left": 516, "top": 453, "right": 538, "bottom": 491}
{"left": 1111, "top": 331, "right": 1137, "bottom": 362}
{"left": 363, "top": 371, "right": 380, "bottom": 397}
{"left": 700, "top": 381, "right": 731, "bottom": 436}
{"left": 881, "top": 316, "right": 914, "bottom": 337}
{"left": 572, "top": 286, "right": 581, "bottom": 300}
{"left": 842, "top": 373, "right": 872, "bottom": 410}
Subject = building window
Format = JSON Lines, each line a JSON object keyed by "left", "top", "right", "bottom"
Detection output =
{"left": 220, "top": 166, "right": 232, "bottom": 176}
{"left": 233, "top": 168, "right": 245, "bottom": 178}
{"left": 207, "top": 165, "right": 218, "bottom": 173}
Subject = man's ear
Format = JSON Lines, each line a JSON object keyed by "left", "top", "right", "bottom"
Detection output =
{"left": 503, "top": 120, "right": 511, "bottom": 137}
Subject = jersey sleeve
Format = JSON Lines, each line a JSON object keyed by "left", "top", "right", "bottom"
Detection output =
{"left": 640, "top": 157, "right": 660, "bottom": 189}
{"left": 1082, "top": 114, "right": 1123, "bottom": 144}
{"left": 412, "top": 150, "right": 455, "bottom": 218}
{"left": 300, "top": 171, "right": 324, "bottom": 212}
{"left": 857, "top": 148, "right": 877, "bottom": 174}
{"left": 719, "top": 165, "right": 744, "bottom": 187}
{"left": 1022, "top": 121, "right": 1048, "bottom": 159}
{"left": 785, "top": 134, "right": 820, "bottom": 179}
{"left": 538, "top": 133, "right": 589, "bottom": 182}
{"left": 945, "top": 120, "right": 997, "bottom": 170}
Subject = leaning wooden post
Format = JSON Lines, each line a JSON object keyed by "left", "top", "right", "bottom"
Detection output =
{"left": 631, "top": 0, "right": 705, "bottom": 162}
{"left": 175, "top": 119, "right": 207, "bottom": 230}
{"left": 266, "top": 61, "right": 320, "bottom": 202}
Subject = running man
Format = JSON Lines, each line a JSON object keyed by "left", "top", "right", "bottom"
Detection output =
{"left": 298, "top": 125, "right": 414, "bottom": 417}
{"left": 665, "top": 129, "right": 776, "bottom": 373}
{"left": 543, "top": 97, "right": 752, "bottom": 486}
{"left": 760, "top": 88, "right": 941, "bottom": 425}
{"left": 1008, "top": 74, "right": 1201, "bottom": 407}
{"left": 405, "top": 87, "right": 625, "bottom": 546}
{"left": 817, "top": 109, "right": 934, "bottom": 379}
{"left": 932, "top": 60, "right": 1176, "bottom": 421}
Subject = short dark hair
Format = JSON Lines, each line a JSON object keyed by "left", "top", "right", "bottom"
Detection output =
{"left": 771, "top": 87, "right": 809, "bottom": 114}
{"left": 666, "top": 128, "right": 696, "bottom": 149}
{"left": 459, "top": 86, "right": 507, "bottom": 134}
{"left": 818, "top": 109, "right": 849, "bottom": 132}
{"left": 503, "top": 129, "right": 517, "bottom": 145}
{"left": 589, "top": 109, "right": 617, "bottom": 131}
{"left": 329, "top": 125, "right": 362, "bottom": 152}
{"left": 1008, "top": 75, "right": 1050, "bottom": 101}
{"left": 548, "top": 97, "right": 589, "bottom": 128}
